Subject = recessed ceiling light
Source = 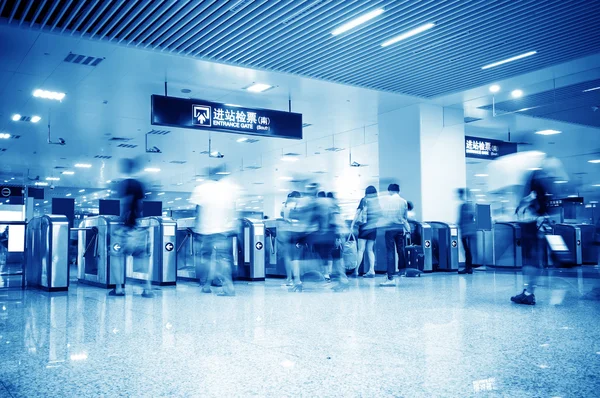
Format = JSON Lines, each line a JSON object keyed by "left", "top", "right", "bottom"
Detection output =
{"left": 511, "top": 89, "right": 523, "bottom": 98}
{"left": 481, "top": 51, "right": 537, "bottom": 70}
{"left": 167, "top": 201, "right": 174, "bottom": 204}
{"left": 157, "top": 192, "right": 165, "bottom": 196}
{"left": 11, "top": 114, "right": 21, "bottom": 121}
{"left": 175, "top": 198, "right": 182, "bottom": 201}
{"left": 46, "top": 177, "right": 60, "bottom": 181}
{"left": 588, "top": 159, "right": 600, "bottom": 164}
{"left": 237, "top": 137, "right": 248, "bottom": 143}
{"left": 35, "top": 182, "right": 49, "bottom": 186}
{"left": 79, "top": 189, "right": 85, "bottom": 193}
{"left": 0, "top": 133, "right": 11, "bottom": 139}
{"left": 331, "top": 8, "right": 384, "bottom": 36}
{"left": 43, "top": 200, "right": 48, "bottom": 204}
{"left": 144, "top": 167, "right": 160, "bottom": 173}
{"left": 75, "top": 163, "right": 92, "bottom": 168}
{"left": 381, "top": 22, "right": 435, "bottom": 47}
{"left": 145, "top": 192, "right": 152, "bottom": 195}
{"left": 535, "top": 129, "right": 561, "bottom": 135}
{"left": 279, "top": 176, "right": 293, "bottom": 181}
{"left": 33, "top": 89, "right": 66, "bottom": 101}
{"left": 62, "top": 171, "right": 75, "bottom": 175}
{"left": 489, "top": 84, "right": 500, "bottom": 93}
{"left": 474, "top": 173, "right": 488, "bottom": 177}
{"left": 31, "top": 116, "right": 41, "bottom": 123}
{"left": 281, "top": 156, "right": 299, "bottom": 162}
{"left": 66, "top": 193, "right": 72, "bottom": 197}
{"left": 246, "top": 83, "right": 272, "bottom": 93}
{"left": 554, "top": 180, "right": 568, "bottom": 184}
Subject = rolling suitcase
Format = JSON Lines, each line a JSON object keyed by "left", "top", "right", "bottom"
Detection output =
{"left": 404, "top": 245, "right": 425, "bottom": 271}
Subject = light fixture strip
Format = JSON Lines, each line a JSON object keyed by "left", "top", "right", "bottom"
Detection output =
{"left": 381, "top": 22, "right": 435, "bottom": 47}
{"left": 481, "top": 51, "right": 537, "bottom": 70}
{"left": 331, "top": 8, "right": 384, "bottom": 35}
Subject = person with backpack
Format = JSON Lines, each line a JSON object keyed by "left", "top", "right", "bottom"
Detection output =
{"left": 457, "top": 188, "right": 477, "bottom": 275}
{"left": 350, "top": 186, "right": 381, "bottom": 278}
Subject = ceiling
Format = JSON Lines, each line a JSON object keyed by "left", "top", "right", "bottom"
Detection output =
{"left": 1, "top": 0, "right": 600, "bottom": 98}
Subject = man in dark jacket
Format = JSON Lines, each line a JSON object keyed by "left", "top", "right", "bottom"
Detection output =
{"left": 457, "top": 188, "right": 476, "bottom": 274}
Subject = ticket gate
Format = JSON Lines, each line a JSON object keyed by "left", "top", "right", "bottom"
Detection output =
{"left": 126, "top": 217, "right": 177, "bottom": 286}
{"left": 236, "top": 218, "right": 265, "bottom": 281}
{"left": 76, "top": 216, "right": 123, "bottom": 288}
{"left": 493, "top": 222, "right": 523, "bottom": 268}
{"left": 176, "top": 218, "right": 197, "bottom": 280}
{"left": 553, "top": 224, "right": 583, "bottom": 266}
{"left": 264, "top": 219, "right": 287, "bottom": 278}
{"left": 408, "top": 220, "right": 433, "bottom": 272}
{"left": 25, "top": 215, "right": 70, "bottom": 292}
{"left": 473, "top": 229, "right": 494, "bottom": 267}
{"left": 426, "top": 222, "right": 459, "bottom": 271}
{"left": 579, "top": 224, "right": 598, "bottom": 265}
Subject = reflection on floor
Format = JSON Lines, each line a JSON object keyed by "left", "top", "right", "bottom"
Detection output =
{"left": 1, "top": 271, "right": 599, "bottom": 397}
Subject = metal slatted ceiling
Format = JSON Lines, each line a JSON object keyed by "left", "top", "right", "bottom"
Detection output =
{"left": 2, "top": 0, "right": 600, "bottom": 98}
{"left": 480, "top": 78, "right": 600, "bottom": 128}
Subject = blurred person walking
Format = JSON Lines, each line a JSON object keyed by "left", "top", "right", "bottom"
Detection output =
{"left": 279, "top": 191, "right": 302, "bottom": 286}
{"left": 457, "top": 188, "right": 477, "bottom": 275}
{"left": 190, "top": 167, "right": 240, "bottom": 296}
{"left": 379, "top": 184, "right": 410, "bottom": 287}
{"left": 110, "top": 158, "right": 152, "bottom": 297}
{"left": 350, "top": 186, "right": 381, "bottom": 278}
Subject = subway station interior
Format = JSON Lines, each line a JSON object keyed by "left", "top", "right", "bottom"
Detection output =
{"left": 1, "top": 1, "right": 600, "bottom": 397}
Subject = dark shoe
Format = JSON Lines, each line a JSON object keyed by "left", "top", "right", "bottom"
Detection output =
{"left": 141, "top": 290, "right": 155, "bottom": 298}
{"left": 458, "top": 268, "right": 473, "bottom": 274}
{"left": 511, "top": 289, "right": 536, "bottom": 305}
{"left": 108, "top": 289, "right": 125, "bottom": 297}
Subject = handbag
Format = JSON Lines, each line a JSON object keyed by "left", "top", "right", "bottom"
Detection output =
{"left": 342, "top": 234, "right": 358, "bottom": 270}
{"left": 357, "top": 206, "right": 368, "bottom": 226}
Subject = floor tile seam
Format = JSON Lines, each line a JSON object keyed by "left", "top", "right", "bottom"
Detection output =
{"left": 0, "top": 380, "right": 15, "bottom": 398}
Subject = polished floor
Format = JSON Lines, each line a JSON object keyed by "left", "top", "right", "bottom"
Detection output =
{"left": 1, "top": 271, "right": 599, "bottom": 398}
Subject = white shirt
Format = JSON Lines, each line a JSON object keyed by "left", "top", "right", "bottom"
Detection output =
{"left": 380, "top": 193, "right": 410, "bottom": 232}
{"left": 190, "top": 179, "right": 239, "bottom": 235}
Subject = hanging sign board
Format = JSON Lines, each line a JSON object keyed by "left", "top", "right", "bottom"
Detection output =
{"left": 151, "top": 95, "right": 302, "bottom": 140}
{"left": 465, "top": 136, "right": 517, "bottom": 160}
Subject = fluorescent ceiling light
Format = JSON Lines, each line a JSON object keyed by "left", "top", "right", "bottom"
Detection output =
{"left": 237, "top": 137, "right": 249, "bottom": 143}
{"left": 582, "top": 86, "right": 600, "bottom": 93}
{"left": 588, "top": 159, "right": 600, "bottom": 164}
{"left": 33, "top": 89, "right": 66, "bottom": 101}
{"left": 489, "top": 84, "right": 500, "bottom": 93}
{"left": 11, "top": 114, "right": 21, "bottom": 121}
{"left": 215, "top": 171, "right": 231, "bottom": 175}
{"left": 511, "top": 89, "right": 523, "bottom": 98}
{"left": 35, "top": 182, "right": 49, "bottom": 186}
{"left": 476, "top": 194, "right": 486, "bottom": 197}
{"left": 470, "top": 189, "right": 481, "bottom": 192}
{"left": 381, "top": 22, "right": 435, "bottom": 47}
{"left": 79, "top": 189, "right": 85, "bottom": 193}
{"left": 145, "top": 192, "right": 152, "bottom": 195}
{"left": 31, "top": 116, "right": 41, "bottom": 123}
{"left": 474, "top": 173, "right": 488, "bottom": 177}
{"left": 62, "top": 171, "right": 75, "bottom": 175}
{"left": 157, "top": 192, "right": 165, "bottom": 196}
{"left": 75, "top": 163, "right": 92, "bottom": 168}
{"left": 45, "top": 177, "right": 60, "bottom": 181}
{"left": 278, "top": 188, "right": 289, "bottom": 192}
{"left": 593, "top": 184, "right": 600, "bottom": 187}
{"left": 331, "top": 8, "right": 384, "bottom": 35}
{"left": 481, "top": 51, "right": 537, "bottom": 70}
{"left": 554, "top": 180, "right": 568, "bottom": 184}
{"left": 246, "top": 83, "right": 272, "bottom": 93}
{"left": 167, "top": 201, "right": 174, "bottom": 204}
{"left": 106, "top": 180, "right": 111, "bottom": 183}
{"left": 66, "top": 193, "right": 72, "bottom": 197}
{"left": 281, "top": 156, "right": 299, "bottom": 162}
{"left": 535, "top": 129, "right": 561, "bottom": 136}
{"left": 279, "top": 176, "right": 294, "bottom": 181}
{"left": 528, "top": 167, "right": 542, "bottom": 171}
{"left": 0, "top": 133, "right": 11, "bottom": 139}
{"left": 144, "top": 167, "right": 161, "bottom": 173}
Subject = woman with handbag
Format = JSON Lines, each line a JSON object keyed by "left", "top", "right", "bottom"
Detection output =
{"left": 350, "top": 186, "right": 381, "bottom": 278}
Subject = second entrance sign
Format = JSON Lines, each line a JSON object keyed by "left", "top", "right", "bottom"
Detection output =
{"left": 151, "top": 95, "right": 302, "bottom": 140}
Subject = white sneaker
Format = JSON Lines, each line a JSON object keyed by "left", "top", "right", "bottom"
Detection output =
{"left": 379, "top": 279, "right": 396, "bottom": 287}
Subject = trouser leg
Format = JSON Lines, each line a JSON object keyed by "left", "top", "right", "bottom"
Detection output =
{"left": 394, "top": 231, "right": 406, "bottom": 271}
{"left": 385, "top": 230, "right": 396, "bottom": 280}
{"left": 462, "top": 237, "right": 473, "bottom": 271}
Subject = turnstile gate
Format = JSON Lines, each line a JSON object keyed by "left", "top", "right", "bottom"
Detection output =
{"left": 176, "top": 218, "right": 197, "bottom": 280}
{"left": 264, "top": 219, "right": 287, "bottom": 278}
{"left": 26, "top": 215, "right": 70, "bottom": 291}
{"left": 426, "top": 222, "right": 459, "bottom": 271}
{"left": 127, "top": 217, "right": 177, "bottom": 286}
{"left": 553, "top": 224, "right": 582, "bottom": 266}
{"left": 76, "top": 216, "right": 123, "bottom": 288}
{"left": 236, "top": 218, "right": 265, "bottom": 281}
{"left": 408, "top": 220, "right": 433, "bottom": 272}
{"left": 493, "top": 222, "right": 523, "bottom": 268}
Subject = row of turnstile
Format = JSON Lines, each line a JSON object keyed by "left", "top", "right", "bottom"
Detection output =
{"left": 20, "top": 214, "right": 600, "bottom": 293}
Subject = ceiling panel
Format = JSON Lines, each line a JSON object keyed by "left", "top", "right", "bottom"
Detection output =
{"left": 2, "top": 0, "right": 600, "bottom": 98}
